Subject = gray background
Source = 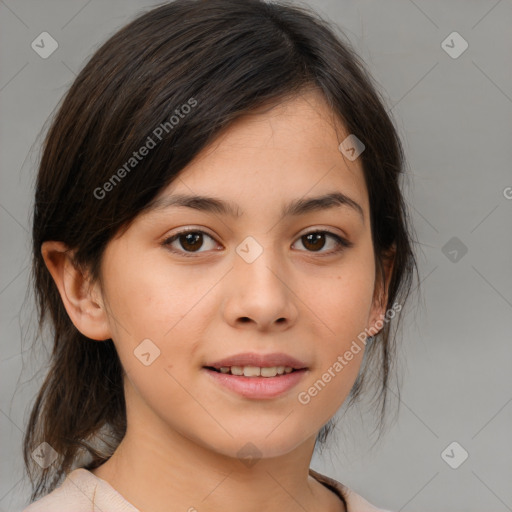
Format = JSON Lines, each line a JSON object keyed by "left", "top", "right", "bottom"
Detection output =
{"left": 1, "top": 0, "right": 511, "bottom": 511}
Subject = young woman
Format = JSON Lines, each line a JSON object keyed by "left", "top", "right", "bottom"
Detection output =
{"left": 22, "top": 1, "right": 418, "bottom": 510}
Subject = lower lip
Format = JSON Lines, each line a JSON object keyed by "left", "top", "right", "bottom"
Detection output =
{"left": 203, "top": 368, "right": 307, "bottom": 399}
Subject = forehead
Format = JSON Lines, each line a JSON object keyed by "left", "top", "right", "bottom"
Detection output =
{"left": 204, "top": 88, "right": 348, "bottom": 153}
{"left": 148, "top": 89, "right": 369, "bottom": 221}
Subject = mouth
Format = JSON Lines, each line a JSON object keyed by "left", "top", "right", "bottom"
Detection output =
{"left": 202, "top": 352, "right": 309, "bottom": 399}
{"left": 203, "top": 365, "right": 309, "bottom": 400}
{"left": 203, "top": 365, "right": 303, "bottom": 377}
{"left": 204, "top": 352, "right": 309, "bottom": 374}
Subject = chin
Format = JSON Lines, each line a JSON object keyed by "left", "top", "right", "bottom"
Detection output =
{"left": 199, "top": 426, "right": 314, "bottom": 463}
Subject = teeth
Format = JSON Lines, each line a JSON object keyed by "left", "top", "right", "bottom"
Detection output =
{"left": 216, "top": 366, "right": 295, "bottom": 377}
{"left": 231, "top": 366, "right": 244, "bottom": 376}
{"left": 243, "top": 366, "right": 260, "bottom": 377}
{"left": 260, "top": 367, "right": 277, "bottom": 377}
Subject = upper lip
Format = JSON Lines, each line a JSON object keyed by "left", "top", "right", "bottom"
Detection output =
{"left": 205, "top": 352, "right": 308, "bottom": 370}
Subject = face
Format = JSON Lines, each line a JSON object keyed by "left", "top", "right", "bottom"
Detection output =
{"left": 90, "top": 89, "right": 388, "bottom": 460}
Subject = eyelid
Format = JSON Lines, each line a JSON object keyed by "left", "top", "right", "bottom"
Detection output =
{"left": 161, "top": 226, "right": 353, "bottom": 257}
{"left": 163, "top": 225, "right": 217, "bottom": 240}
{"left": 293, "top": 229, "right": 353, "bottom": 254}
{"left": 161, "top": 227, "right": 221, "bottom": 257}
{"left": 296, "top": 224, "right": 350, "bottom": 241}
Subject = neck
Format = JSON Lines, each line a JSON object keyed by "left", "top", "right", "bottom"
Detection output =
{"left": 91, "top": 384, "right": 344, "bottom": 512}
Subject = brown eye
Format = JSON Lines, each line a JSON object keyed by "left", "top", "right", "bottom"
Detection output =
{"left": 293, "top": 230, "right": 352, "bottom": 255}
{"left": 302, "top": 232, "right": 327, "bottom": 251}
{"left": 163, "top": 229, "right": 219, "bottom": 256}
{"left": 179, "top": 232, "right": 203, "bottom": 252}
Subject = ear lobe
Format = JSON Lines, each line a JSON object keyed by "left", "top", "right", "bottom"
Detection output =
{"left": 41, "top": 241, "right": 111, "bottom": 341}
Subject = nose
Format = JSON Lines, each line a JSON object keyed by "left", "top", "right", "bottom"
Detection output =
{"left": 221, "top": 243, "right": 299, "bottom": 332}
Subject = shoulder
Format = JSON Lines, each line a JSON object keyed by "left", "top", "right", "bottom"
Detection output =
{"left": 22, "top": 469, "right": 94, "bottom": 512}
{"left": 22, "top": 468, "right": 139, "bottom": 512}
{"left": 309, "top": 468, "right": 394, "bottom": 512}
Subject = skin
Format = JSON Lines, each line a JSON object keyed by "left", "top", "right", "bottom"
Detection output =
{"left": 42, "top": 88, "right": 394, "bottom": 512}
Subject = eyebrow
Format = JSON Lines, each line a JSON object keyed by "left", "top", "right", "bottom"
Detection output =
{"left": 146, "top": 191, "right": 364, "bottom": 223}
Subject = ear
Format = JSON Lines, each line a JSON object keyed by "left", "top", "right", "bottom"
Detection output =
{"left": 41, "top": 241, "right": 111, "bottom": 341}
{"left": 367, "top": 245, "right": 396, "bottom": 336}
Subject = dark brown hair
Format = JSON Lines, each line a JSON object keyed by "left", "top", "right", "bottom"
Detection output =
{"left": 23, "top": 0, "right": 419, "bottom": 501}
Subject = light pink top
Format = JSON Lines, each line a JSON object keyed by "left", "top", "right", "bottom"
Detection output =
{"left": 22, "top": 467, "right": 393, "bottom": 512}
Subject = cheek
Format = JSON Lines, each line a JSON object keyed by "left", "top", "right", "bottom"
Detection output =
{"left": 299, "top": 252, "right": 374, "bottom": 402}
{"left": 104, "top": 251, "right": 214, "bottom": 341}
{"left": 311, "top": 256, "right": 375, "bottom": 343}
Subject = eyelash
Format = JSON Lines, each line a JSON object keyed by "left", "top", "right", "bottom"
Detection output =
{"left": 162, "top": 228, "right": 353, "bottom": 258}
